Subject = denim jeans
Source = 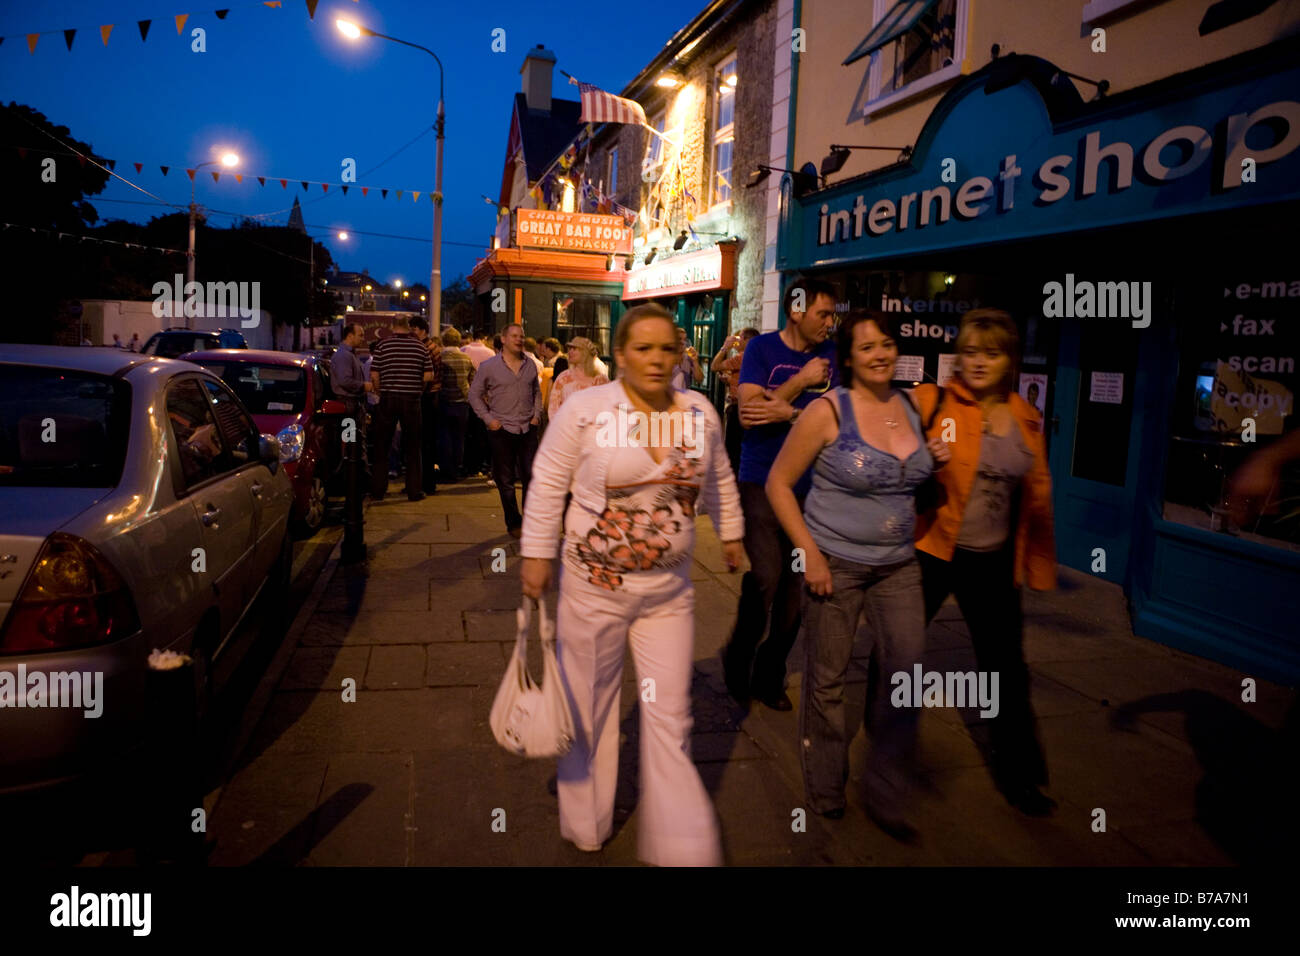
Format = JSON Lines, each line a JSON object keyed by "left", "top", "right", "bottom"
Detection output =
{"left": 799, "top": 553, "right": 925, "bottom": 816}
{"left": 370, "top": 393, "right": 422, "bottom": 498}
{"left": 723, "top": 482, "right": 805, "bottom": 699}
{"left": 438, "top": 400, "right": 469, "bottom": 481}
{"left": 487, "top": 426, "right": 539, "bottom": 530}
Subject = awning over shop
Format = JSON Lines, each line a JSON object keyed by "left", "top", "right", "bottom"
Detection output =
{"left": 843, "top": 0, "right": 939, "bottom": 66}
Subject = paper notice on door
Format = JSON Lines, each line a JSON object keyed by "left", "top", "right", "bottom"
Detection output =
{"left": 937, "top": 353, "right": 958, "bottom": 387}
{"left": 1089, "top": 371, "right": 1123, "bottom": 404}
{"left": 894, "top": 355, "right": 924, "bottom": 383}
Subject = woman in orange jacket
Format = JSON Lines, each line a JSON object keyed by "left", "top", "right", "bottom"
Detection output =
{"left": 911, "top": 308, "right": 1058, "bottom": 817}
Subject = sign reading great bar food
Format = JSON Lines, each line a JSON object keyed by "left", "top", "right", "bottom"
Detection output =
{"left": 516, "top": 209, "right": 634, "bottom": 254}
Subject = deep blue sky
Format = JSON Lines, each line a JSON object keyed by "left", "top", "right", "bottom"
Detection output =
{"left": 0, "top": 0, "right": 706, "bottom": 291}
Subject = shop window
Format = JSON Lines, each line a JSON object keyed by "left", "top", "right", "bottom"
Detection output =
{"left": 1163, "top": 281, "right": 1299, "bottom": 550}
{"left": 554, "top": 293, "right": 614, "bottom": 359}
{"left": 712, "top": 57, "right": 737, "bottom": 206}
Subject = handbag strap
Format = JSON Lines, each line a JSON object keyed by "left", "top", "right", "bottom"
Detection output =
{"left": 516, "top": 595, "right": 555, "bottom": 649}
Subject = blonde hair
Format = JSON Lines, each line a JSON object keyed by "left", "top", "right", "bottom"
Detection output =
{"left": 566, "top": 337, "right": 600, "bottom": 378}
{"left": 956, "top": 308, "right": 1020, "bottom": 394}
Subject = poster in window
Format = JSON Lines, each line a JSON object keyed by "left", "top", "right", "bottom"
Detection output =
{"left": 1019, "top": 373, "right": 1047, "bottom": 417}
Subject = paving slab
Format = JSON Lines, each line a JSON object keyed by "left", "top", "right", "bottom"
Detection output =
{"left": 366, "top": 645, "right": 428, "bottom": 690}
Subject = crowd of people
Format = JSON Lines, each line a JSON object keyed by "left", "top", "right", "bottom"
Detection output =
{"left": 335, "top": 284, "right": 1061, "bottom": 866}
{"left": 510, "top": 281, "right": 1060, "bottom": 866}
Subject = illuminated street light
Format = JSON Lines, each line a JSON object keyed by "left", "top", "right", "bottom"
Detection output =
{"left": 336, "top": 19, "right": 362, "bottom": 40}
{"left": 337, "top": 231, "right": 349, "bottom": 240}
{"left": 186, "top": 150, "right": 241, "bottom": 327}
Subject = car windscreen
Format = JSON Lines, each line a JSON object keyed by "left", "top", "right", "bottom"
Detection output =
{"left": 197, "top": 362, "right": 307, "bottom": 415}
{"left": 150, "top": 334, "right": 219, "bottom": 358}
{"left": 0, "top": 365, "right": 130, "bottom": 487}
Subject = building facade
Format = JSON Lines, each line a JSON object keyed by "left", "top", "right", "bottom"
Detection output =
{"left": 777, "top": 0, "right": 1300, "bottom": 679}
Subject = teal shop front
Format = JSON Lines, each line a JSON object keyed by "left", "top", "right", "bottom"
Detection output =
{"left": 777, "top": 38, "right": 1300, "bottom": 681}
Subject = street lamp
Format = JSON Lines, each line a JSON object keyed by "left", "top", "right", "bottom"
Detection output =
{"left": 186, "top": 151, "right": 239, "bottom": 328}
{"left": 337, "top": 18, "right": 445, "bottom": 329}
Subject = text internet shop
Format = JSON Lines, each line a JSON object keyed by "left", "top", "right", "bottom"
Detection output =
{"left": 816, "top": 99, "right": 1300, "bottom": 247}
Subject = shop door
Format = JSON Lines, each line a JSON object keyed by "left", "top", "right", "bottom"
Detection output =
{"left": 685, "top": 295, "right": 722, "bottom": 397}
{"left": 1048, "top": 319, "right": 1145, "bottom": 585}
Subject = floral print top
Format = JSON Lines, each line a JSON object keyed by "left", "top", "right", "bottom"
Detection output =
{"left": 563, "top": 437, "right": 705, "bottom": 592}
{"left": 548, "top": 368, "right": 609, "bottom": 420}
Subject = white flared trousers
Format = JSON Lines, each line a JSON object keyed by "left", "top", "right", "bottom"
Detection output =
{"left": 555, "top": 565, "right": 722, "bottom": 866}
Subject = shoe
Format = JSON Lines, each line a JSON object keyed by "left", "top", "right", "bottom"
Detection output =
{"left": 1002, "top": 784, "right": 1057, "bottom": 817}
{"left": 754, "top": 690, "right": 793, "bottom": 712}
{"left": 865, "top": 804, "right": 920, "bottom": 844}
{"left": 720, "top": 649, "right": 750, "bottom": 702}
{"left": 508, "top": 527, "right": 522, "bottom": 539}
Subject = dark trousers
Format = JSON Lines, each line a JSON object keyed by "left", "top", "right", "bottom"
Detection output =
{"left": 370, "top": 393, "right": 422, "bottom": 499}
{"left": 724, "top": 481, "right": 805, "bottom": 699}
{"left": 465, "top": 413, "right": 490, "bottom": 476}
{"left": 421, "top": 391, "right": 440, "bottom": 493}
{"left": 724, "top": 402, "right": 742, "bottom": 478}
{"left": 487, "top": 426, "right": 539, "bottom": 530}
{"left": 439, "top": 400, "right": 470, "bottom": 481}
{"left": 918, "top": 546, "right": 1048, "bottom": 789}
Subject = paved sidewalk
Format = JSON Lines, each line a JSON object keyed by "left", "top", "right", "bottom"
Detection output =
{"left": 207, "top": 476, "right": 1297, "bottom": 866}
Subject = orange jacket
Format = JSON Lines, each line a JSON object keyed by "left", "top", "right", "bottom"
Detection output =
{"left": 913, "top": 380, "right": 1057, "bottom": 590}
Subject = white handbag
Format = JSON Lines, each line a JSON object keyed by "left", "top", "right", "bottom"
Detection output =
{"left": 489, "top": 596, "right": 575, "bottom": 758}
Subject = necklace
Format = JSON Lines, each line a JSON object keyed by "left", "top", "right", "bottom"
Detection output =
{"left": 884, "top": 417, "right": 899, "bottom": 428}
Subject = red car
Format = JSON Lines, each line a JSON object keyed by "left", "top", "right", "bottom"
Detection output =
{"left": 183, "top": 349, "right": 347, "bottom": 535}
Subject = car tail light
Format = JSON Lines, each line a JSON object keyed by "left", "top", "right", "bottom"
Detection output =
{"left": 0, "top": 534, "right": 140, "bottom": 654}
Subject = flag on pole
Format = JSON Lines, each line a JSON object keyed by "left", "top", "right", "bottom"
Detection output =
{"left": 567, "top": 77, "right": 646, "bottom": 127}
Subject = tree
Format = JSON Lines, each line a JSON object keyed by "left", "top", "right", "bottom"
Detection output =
{"left": 442, "top": 274, "right": 475, "bottom": 332}
{"left": 0, "top": 102, "right": 111, "bottom": 343}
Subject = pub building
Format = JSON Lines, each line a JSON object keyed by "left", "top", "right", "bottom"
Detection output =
{"left": 473, "top": 0, "right": 783, "bottom": 409}
{"left": 776, "top": 0, "right": 1299, "bottom": 680}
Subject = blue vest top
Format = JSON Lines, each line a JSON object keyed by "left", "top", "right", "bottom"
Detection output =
{"left": 803, "top": 387, "right": 934, "bottom": 566}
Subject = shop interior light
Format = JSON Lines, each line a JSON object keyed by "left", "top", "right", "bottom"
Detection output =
{"left": 945, "top": 274, "right": 955, "bottom": 286}
{"left": 657, "top": 74, "right": 681, "bottom": 88}
{"left": 725, "top": 73, "right": 738, "bottom": 87}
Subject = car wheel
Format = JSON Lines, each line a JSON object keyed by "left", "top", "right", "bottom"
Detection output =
{"left": 293, "top": 476, "right": 326, "bottom": 537}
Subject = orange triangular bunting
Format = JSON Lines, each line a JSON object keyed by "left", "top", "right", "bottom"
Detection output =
{"left": 101, "top": 25, "right": 113, "bottom": 45}
{"left": 305, "top": 0, "right": 320, "bottom": 18}
{"left": 211, "top": 171, "right": 220, "bottom": 182}
{"left": 263, "top": 1, "right": 282, "bottom": 7}
{"left": 396, "top": 190, "right": 403, "bottom": 200}
{"left": 187, "top": 168, "right": 196, "bottom": 181}
{"left": 412, "top": 191, "right": 420, "bottom": 202}
{"left": 175, "top": 14, "right": 188, "bottom": 34}
{"left": 235, "top": 174, "right": 243, "bottom": 183}
{"left": 27, "top": 34, "right": 39, "bottom": 54}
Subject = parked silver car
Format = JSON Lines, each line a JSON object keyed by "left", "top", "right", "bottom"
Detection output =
{"left": 0, "top": 345, "right": 294, "bottom": 793}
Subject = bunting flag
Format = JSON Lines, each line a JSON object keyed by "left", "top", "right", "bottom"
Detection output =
{"left": 174, "top": 14, "right": 188, "bottom": 35}
{"left": 257, "top": 176, "right": 265, "bottom": 186}
{"left": 186, "top": 168, "right": 196, "bottom": 181}
{"left": 381, "top": 189, "right": 388, "bottom": 199}
{"left": 321, "top": 183, "right": 329, "bottom": 193}
{"left": 263, "top": 1, "right": 282, "bottom": 7}
{"left": 101, "top": 24, "right": 113, "bottom": 45}
{"left": 216, "top": 9, "right": 230, "bottom": 18}
{"left": 362, "top": 187, "right": 368, "bottom": 197}
{"left": 138, "top": 20, "right": 151, "bottom": 42}
{"left": 160, "top": 165, "right": 169, "bottom": 175}
{"left": 105, "top": 159, "right": 116, "bottom": 171}
{"left": 211, "top": 171, "right": 220, "bottom": 182}
{"left": 305, "top": 0, "right": 319, "bottom": 18}
{"left": 17, "top": 147, "right": 28, "bottom": 159}
{"left": 301, "top": 181, "right": 308, "bottom": 191}
{"left": 234, "top": 173, "right": 242, "bottom": 183}
{"left": 2, "top": 221, "right": 186, "bottom": 256}
{"left": 64, "top": 29, "right": 76, "bottom": 51}
{"left": 412, "top": 191, "right": 420, "bottom": 203}
{"left": 27, "top": 34, "right": 38, "bottom": 54}
{"left": 134, "top": 162, "right": 143, "bottom": 173}
{"left": 279, "top": 178, "right": 287, "bottom": 188}
{"left": 396, "top": 190, "right": 403, "bottom": 200}
{"left": 340, "top": 185, "right": 348, "bottom": 195}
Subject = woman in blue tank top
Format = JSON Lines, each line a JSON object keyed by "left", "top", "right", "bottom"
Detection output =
{"left": 766, "top": 311, "right": 950, "bottom": 842}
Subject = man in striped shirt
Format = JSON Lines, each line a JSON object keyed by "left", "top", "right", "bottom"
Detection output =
{"left": 369, "top": 316, "right": 433, "bottom": 501}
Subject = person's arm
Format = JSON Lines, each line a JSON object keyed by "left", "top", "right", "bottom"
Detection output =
{"left": 468, "top": 361, "right": 492, "bottom": 424}
{"left": 764, "top": 397, "right": 838, "bottom": 595}
{"left": 690, "top": 350, "right": 704, "bottom": 384}
{"left": 697, "top": 400, "right": 746, "bottom": 571}
{"left": 422, "top": 347, "right": 433, "bottom": 385}
{"left": 711, "top": 336, "right": 739, "bottom": 373}
{"left": 530, "top": 365, "right": 542, "bottom": 425}
{"left": 519, "top": 397, "right": 587, "bottom": 598}
{"left": 548, "top": 371, "right": 566, "bottom": 421}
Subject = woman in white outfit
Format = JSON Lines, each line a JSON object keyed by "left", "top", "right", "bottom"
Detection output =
{"left": 520, "top": 304, "right": 746, "bottom": 865}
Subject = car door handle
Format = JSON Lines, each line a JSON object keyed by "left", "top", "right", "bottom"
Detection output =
{"left": 251, "top": 482, "right": 264, "bottom": 497}
{"left": 202, "top": 506, "right": 222, "bottom": 527}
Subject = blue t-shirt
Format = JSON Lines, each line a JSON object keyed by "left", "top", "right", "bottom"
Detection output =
{"left": 737, "top": 330, "right": 839, "bottom": 492}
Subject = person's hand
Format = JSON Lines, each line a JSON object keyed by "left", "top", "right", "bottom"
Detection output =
{"left": 521, "top": 557, "right": 552, "bottom": 599}
{"left": 926, "top": 436, "right": 951, "bottom": 467}
{"left": 798, "top": 356, "right": 831, "bottom": 387}
{"left": 530, "top": 416, "right": 540, "bottom": 427}
{"left": 722, "top": 540, "right": 746, "bottom": 573}
{"left": 804, "top": 547, "right": 832, "bottom": 596}
{"left": 488, "top": 419, "right": 503, "bottom": 431}
{"left": 739, "top": 391, "right": 796, "bottom": 427}
{"left": 1228, "top": 451, "right": 1280, "bottom": 524}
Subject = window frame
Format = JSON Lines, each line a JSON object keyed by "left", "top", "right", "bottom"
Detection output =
{"left": 857, "top": 0, "right": 968, "bottom": 121}
{"left": 165, "top": 374, "right": 233, "bottom": 494}
{"left": 711, "top": 54, "right": 738, "bottom": 208}
{"left": 607, "top": 147, "right": 619, "bottom": 200}
{"left": 552, "top": 292, "right": 617, "bottom": 360}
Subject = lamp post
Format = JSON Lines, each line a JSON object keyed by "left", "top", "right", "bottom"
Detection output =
{"left": 338, "top": 19, "right": 445, "bottom": 330}
{"left": 186, "top": 152, "right": 239, "bottom": 329}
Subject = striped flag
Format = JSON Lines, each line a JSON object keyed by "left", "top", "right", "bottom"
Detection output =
{"left": 568, "top": 77, "right": 646, "bottom": 127}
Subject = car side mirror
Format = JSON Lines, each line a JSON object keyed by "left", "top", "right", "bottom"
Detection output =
{"left": 318, "top": 399, "right": 347, "bottom": 415}
{"left": 259, "top": 434, "right": 281, "bottom": 474}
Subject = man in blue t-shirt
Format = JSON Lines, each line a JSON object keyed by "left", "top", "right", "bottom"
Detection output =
{"left": 722, "top": 278, "right": 839, "bottom": 710}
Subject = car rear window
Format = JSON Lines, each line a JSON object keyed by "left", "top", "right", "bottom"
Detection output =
{"left": 149, "top": 334, "right": 220, "bottom": 358}
{"left": 196, "top": 362, "right": 307, "bottom": 415}
{"left": 0, "top": 365, "right": 130, "bottom": 487}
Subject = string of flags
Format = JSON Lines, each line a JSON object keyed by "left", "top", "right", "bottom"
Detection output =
{"left": 0, "top": 0, "right": 357, "bottom": 54}
{"left": 11, "top": 146, "right": 435, "bottom": 203}
{"left": 1, "top": 221, "right": 187, "bottom": 256}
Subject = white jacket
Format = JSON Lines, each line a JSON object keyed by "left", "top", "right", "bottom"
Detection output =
{"left": 520, "top": 381, "right": 744, "bottom": 560}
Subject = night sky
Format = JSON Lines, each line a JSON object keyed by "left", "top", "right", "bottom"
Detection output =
{"left": 0, "top": 0, "right": 707, "bottom": 291}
